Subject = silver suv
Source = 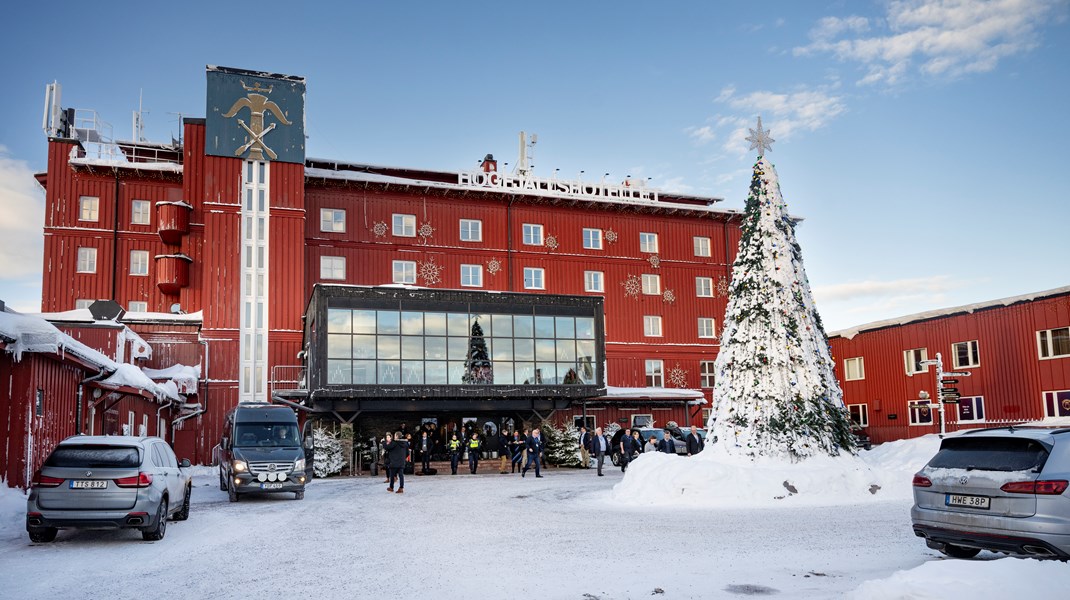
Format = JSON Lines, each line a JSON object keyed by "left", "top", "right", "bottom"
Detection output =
{"left": 911, "top": 425, "right": 1070, "bottom": 559}
{"left": 26, "top": 436, "right": 192, "bottom": 543}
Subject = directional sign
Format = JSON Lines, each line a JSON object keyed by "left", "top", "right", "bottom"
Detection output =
{"left": 939, "top": 387, "right": 959, "bottom": 394}
{"left": 944, "top": 371, "right": 972, "bottom": 377}
{"left": 942, "top": 398, "right": 959, "bottom": 404}
{"left": 941, "top": 379, "right": 960, "bottom": 385}
{"left": 941, "top": 393, "right": 961, "bottom": 400}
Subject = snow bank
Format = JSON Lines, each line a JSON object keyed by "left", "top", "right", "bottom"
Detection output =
{"left": 850, "top": 557, "right": 1070, "bottom": 599}
{"left": 611, "top": 434, "right": 943, "bottom": 508}
{"left": 0, "top": 485, "right": 27, "bottom": 544}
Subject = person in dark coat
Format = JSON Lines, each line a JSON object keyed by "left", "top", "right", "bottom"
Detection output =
{"left": 509, "top": 430, "right": 524, "bottom": 473}
{"left": 578, "top": 426, "right": 592, "bottom": 469}
{"left": 498, "top": 430, "right": 511, "bottom": 474}
{"left": 467, "top": 432, "right": 483, "bottom": 474}
{"left": 383, "top": 431, "right": 408, "bottom": 493}
{"left": 419, "top": 431, "right": 433, "bottom": 474}
{"left": 447, "top": 433, "right": 463, "bottom": 475}
{"left": 522, "top": 428, "right": 545, "bottom": 478}
{"left": 591, "top": 426, "right": 610, "bottom": 476}
{"left": 657, "top": 432, "right": 677, "bottom": 454}
{"left": 686, "top": 425, "right": 705, "bottom": 456}
{"left": 620, "top": 428, "right": 636, "bottom": 472}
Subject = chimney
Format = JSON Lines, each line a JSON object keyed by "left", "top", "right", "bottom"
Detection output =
{"left": 480, "top": 154, "right": 497, "bottom": 173}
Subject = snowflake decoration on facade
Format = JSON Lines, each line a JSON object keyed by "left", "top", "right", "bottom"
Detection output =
{"left": 716, "top": 275, "right": 731, "bottom": 298}
{"left": 418, "top": 258, "right": 442, "bottom": 286}
{"left": 486, "top": 258, "right": 501, "bottom": 275}
{"left": 418, "top": 222, "right": 435, "bottom": 243}
{"left": 663, "top": 289, "right": 676, "bottom": 305}
{"left": 648, "top": 254, "right": 661, "bottom": 269}
{"left": 372, "top": 221, "right": 388, "bottom": 238}
{"left": 668, "top": 364, "right": 689, "bottom": 388}
{"left": 545, "top": 234, "right": 559, "bottom": 251}
{"left": 621, "top": 274, "right": 641, "bottom": 299}
{"left": 605, "top": 229, "right": 618, "bottom": 244}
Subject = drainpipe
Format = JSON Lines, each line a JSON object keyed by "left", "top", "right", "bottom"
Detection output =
{"left": 111, "top": 171, "right": 121, "bottom": 301}
{"left": 77, "top": 368, "right": 110, "bottom": 435}
{"left": 156, "top": 399, "right": 173, "bottom": 438}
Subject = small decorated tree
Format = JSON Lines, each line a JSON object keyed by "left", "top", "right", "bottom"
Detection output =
{"left": 462, "top": 318, "right": 493, "bottom": 384}
{"left": 541, "top": 421, "right": 583, "bottom": 467}
{"left": 313, "top": 427, "right": 344, "bottom": 477}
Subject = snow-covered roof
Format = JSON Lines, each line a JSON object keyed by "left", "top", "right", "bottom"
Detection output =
{"left": 69, "top": 157, "right": 183, "bottom": 173}
{"left": 98, "top": 364, "right": 180, "bottom": 402}
{"left": 143, "top": 364, "right": 201, "bottom": 395}
{"left": 593, "top": 386, "right": 707, "bottom": 403}
{"left": 117, "top": 310, "right": 204, "bottom": 324}
{"left": 829, "top": 285, "right": 1070, "bottom": 340}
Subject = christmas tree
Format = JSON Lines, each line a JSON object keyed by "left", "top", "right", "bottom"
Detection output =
{"left": 541, "top": 421, "right": 583, "bottom": 467}
{"left": 709, "top": 117, "right": 855, "bottom": 460}
{"left": 313, "top": 427, "right": 345, "bottom": 477}
{"left": 462, "top": 318, "right": 493, "bottom": 384}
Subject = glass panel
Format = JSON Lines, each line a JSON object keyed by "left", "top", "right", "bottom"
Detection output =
{"left": 327, "top": 309, "right": 351, "bottom": 333}
{"left": 472, "top": 315, "right": 490, "bottom": 335}
{"left": 495, "top": 362, "right": 514, "bottom": 385}
{"left": 576, "top": 317, "right": 595, "bottom": 339}
{"left": 556, "top": 340, "right": 576, "bottom": 362}
{"left": 558, "top": 363, "right": 578, "bottom": 383}
{"left": 424, "top": 313, "right": 447, "bottom": 336}
{"left": 448, "top": 337, "right": 468, "bottom": 360}
{"left": 425, "top": 337, "right": 447, "bottom": 360}
{"left": 328, "top": 360, "right": 350, "bottom": 384}
{"left": 402, "top": 361, "right": 424, "bottom": 384}
{"left": 352, "top": 310, "right": 376, "bottom": 334}
{"left": 514, "top": 315, "right": 534, "bottom": 338}
{"left": 492, "top": 339, "right": 513, "bottom": 361}
{"left": 352, "top": 360, "right": 376, "bottom": 384}
{"left": 401, "top": 312, "right": 424, "bottom": 335}
{"left": 515, "top": 362, "right": 535, "bottom": 385}
{"left": 535, "top": 339, "right": 556, "bottom": 361}
{"left": 448, "top": 313, "right": 469, "bottom": 336}
{"left": 377, "top": 311, "right": 400, "bottom": 335}
{"left": 447, "top": 361, "right": 466, "bottom": 384}
{"left": 514, "top": 338, "right": 534, "bottom": 361}
{"left": 577, "top": 340, "right": 596, "bottom": 363}
{"left": 401, "top": 336, "right": 423, "bottom": 359}
{"left": 353, "top": 335, "right": 376, "bottom": 359}
{"left": 327, "top": 334, "right": 351, "bottom": 358}
{"left": 425, "top": 362, "right": 448, "bottom": 384}
{"left": 555, "top": 317, "right": 575, "bottom": 339}
{"left": 378, "top": 336, "right": 401, "bottom": 360}
{"left": 534, "top": 316, "right": 555, "bottom": 338}
{"left": 255, "top": 334, "right": 264, "bottom": 360}
{"left": 378, "top": 361, "right": 400, "bottom": 384}
{"left": 536, "top": 363, "right": 556, "bottom": 384}
{"left": 577, "top": 357, "right": 595, "bottom": 383}
{"left": 492, "top": 314, "right": 513, "bottom": 337}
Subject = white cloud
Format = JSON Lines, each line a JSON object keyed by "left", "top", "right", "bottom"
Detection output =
{"left": 710, "top": 85, "right": 846, "bottom": 155}
{"left": 686, "top": 125, "right": 717, "bottom": 145}
{"left": 795, "top": 0, "right": 1067, "bottom": 85}
{"left": 0, "top": 147, "right": 45, "bottom": 280}
{"left": 813, "top": 275, "right": 965, "bottom": 303}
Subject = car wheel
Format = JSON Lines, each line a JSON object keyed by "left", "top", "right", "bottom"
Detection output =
{"left": 28, "top": 527, "right": 58, "bottom": 543}
{"left": 173, "top": 485, "right": 191, "bottom": 521}
{"left": 294, "top": 491, "right": 304, "bottom": 500}
{"left": 142, "top": 498, "right": 168, "bottom": 541}
{"left": 219, "top": 469, "right": 227, "bottom": 491}
{"left": 940, "top": 544, "right": 981, "bottom": 559}
{"left": 610, "top": 453, "right": 620, "bottom": 467}
{"left": 227, "top": 480, "right": 239, "bottom": 503}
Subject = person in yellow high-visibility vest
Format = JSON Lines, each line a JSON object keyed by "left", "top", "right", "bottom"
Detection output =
{"left": 467, "top": 432, "right": 483, "bottom": 474}
{"left": 447, "top": 434, "right": 462, "bottom": 475}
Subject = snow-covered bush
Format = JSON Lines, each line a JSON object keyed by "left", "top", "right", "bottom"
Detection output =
{"left": 542, "top": 421, "right": 582, "bottom": 467}
{"left": 313, "top": 427, "right": 344, "bottom": 477}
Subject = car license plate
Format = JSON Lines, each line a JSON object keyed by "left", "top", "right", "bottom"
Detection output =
{"left": 946, "top": 494, "right": 990, "bottom": 509}
{"left": 70, "top": 480, "right": 107, "bottom": 489}
{"left": 260, "top": 482, "right": 284, "bottom": 490}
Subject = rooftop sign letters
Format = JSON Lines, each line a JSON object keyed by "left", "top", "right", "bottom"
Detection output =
{"left": 457, "top": 172, "right": 659, "bottom": 203}
{"left": 205, "top": 66, "right": 305, "bottom": 164}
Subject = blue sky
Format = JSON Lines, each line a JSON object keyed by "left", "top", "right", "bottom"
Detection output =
{"left": 1, "top": 0, "right": 1067, "bottom": 330}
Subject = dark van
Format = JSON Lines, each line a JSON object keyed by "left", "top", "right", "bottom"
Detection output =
{"left": 217, "top": 403, "right": 314, "bottom": 501}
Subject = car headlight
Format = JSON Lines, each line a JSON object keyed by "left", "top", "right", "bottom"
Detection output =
{"left": 232, "top": 459, "right": 249, "bottom": 473}
{"left": 293, "top": 458, "right": 306, "bottom": 472}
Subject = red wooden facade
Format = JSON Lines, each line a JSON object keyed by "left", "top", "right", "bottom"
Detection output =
{"left": 829, "top": 288, "right": 1070, "bottom": 444}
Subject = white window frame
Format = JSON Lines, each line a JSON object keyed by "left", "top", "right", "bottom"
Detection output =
{"left": 848, "top": 403, "right": 869, "bottom": 428}
{"left": 131, "top": 199, "right": 151, "bottom": 225}
{"left": 320, "top": 208, "right": 346, "bottom": 233}
{"left": 126, "top": 410, "right": 135, "bottom": 436}
{"left": 75, "top": 299, "right": 93, "bottom": 309}
{"left": 1038, "top": 327, "right": 1070, "bottom": 360}
{"left": 460, "top": 264, "right": 483, "bottom": 287}
{"left": 643, "top": 315, "right": 663, "bottom": 337}
{"left": 460, "top": 219, "right": 482, "bottom": 242}
{"left": 582, "top": 228, "right": 603, "bottom": 250}
{"left": 700, "top": 361, "right": 715, "bottom": 388}
{"left": 79, "top": 196, "right": 99, "bottom": 222}
{"left": 392, "top": 214, "right": 416, "bottom": 237}
{"left": 956, "top": 396, "right": 985, "bottom": 424}
{"left": 695, "top": 276, "right": 713, "bottom": 298}
{"left": 523, "top": 267, "right": 545, "bottom": 290}
{"left": 320, "top": 256, "right": 346, "bottom": 280}
{"left": 908, "top": 399, "right": 934, "bottom": 426}
{"left": 904, "top": 348, "right": 929, "bottom": 375}
{"left": 584, "top": 271, "right": 604, "bottom": 293}
{"left": 631, "top": 414, "right": 654, "bottom": 428}
{"left": 844, "top": 357, "right": 865, "bottom": 381}
{"left": 573, "top": 415, "right": 596, "bottom": 430}
{"left": 130, "top": 250, "right": 149, "bottom": 276}
{"left": 697, "top": 318, "right": 716, "bottom": 339}
{"left": 641, "top": 274, "right": 661, "bottom": 295}
{"left": 1043, "top": 390, "right": 1070, "bottom": 418}
{"left": 952, "top": 340, "right": 980, "bottom": 369}
{"left": 76, "top": 247, "right": 97, "bottom": 273}
{"left": 239, "top": 160, "right": 270, "bottom": 403}
{"left": 522, "top": 223, "right": 544, "bottom": 246}
{"left": 128, "top": 301, "right": 148, "bottom": 313}
{"left": 393, "top": 260, "right": 416, "bottom": 284}
{"left": 639, "top": 232, "right": 658, "bottom": 253}
{"left": 645, "top": 359, "right": 664, "bottom": 387}
{"left": 693, "top": 236, "right": 711, "bottom": 257}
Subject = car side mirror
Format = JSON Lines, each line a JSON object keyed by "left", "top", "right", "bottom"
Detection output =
{"left": 179, "top": 458, "right": 191, "bottom": 468}
{"left": 303, "top": 436, "right": 314, "bottom": 450}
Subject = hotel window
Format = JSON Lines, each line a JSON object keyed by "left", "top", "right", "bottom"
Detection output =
{"left": 79, "top": 196, "right": 99, "bottom": 222}
{"left": 698, "top": 318, "right": 716, "bottom": 338}
{"left": 639, "top": 232, "right": 658, "bottom": 253}
{"left": 694, "top": 236, "right": 711, "bottom": 257}
{"left": 584, "top": 271, "right": 604, "bottom": 293}
{"left": 393, "top": 260, "right": 416, "bottom": 284}
{"left": 700, "top": 361, "right": 715, "bottom": 388}
{"left": 641, "top": 274, "right": 660, "bottom": 295}
{"left": 1043, "top": 390, "right": 1070, "bottom": 418}
{"left": 460, "top": 219, "right": 482, "bottom": 242}
{"left": 631, "top": 414, "right": 653, "bottom": 428}
{"left": 645, "top": 359, "right": 664, "bottom": 387}
{"left": 848, "top": 404, "right": 869, "bottom": 428}
{"left": 957, "top": 397, "right": 985, "bottom": 423}
{"left": 130, "top": 250, "right": 149, "bottom": 276}
{"left": 461, "top": 264, "right": 483, "bottom": 287}
{"left": 76, "top": 247, "right": 97, "bottom": 273}
{"left": 320, "top": 256, "right": 346, "bottom": 280}
{"left": 393, "top": 214, "right": 416, "bottom": 237}
{"left": 909, "top": 399, "right": 934, "bottom": 426}
{"left": 643, "top": 315, "right": 662, "bottom": 337}
{"left": 523, "top": 267, "right": 545, "bottom": 290}
{"left": 904, "top": 348, "right": 929, "bottom": 375}
{"left": 75, "top": 299, "right": 92, "bottom": 309}
{"left": 522, "top": 223, "right": 544, "bottom": 246}
{"left": 574, "top": 415, "right": 596, "bottom": 430}
{"left": 583, "top": 228, "right": 603, "bottom": 250}
{"left": 696, "top": 276, "right": 713, "bottom": 297}
{"left": 131, "top": 200, "right": 151, "bottom": 225}
{"left": 844, "top": 357, "right": 865, "bottom": 381}
{"left": 951, "top": 340, "right": 980, "bottom": 369}
{"left": 128, "top": 301, "right": 148, "bottom": 313}
{"left": 320, "top": 208, "right": 346, "bottom": 233}
{"left": 1038, "top": 327, "right": 1070, "bottom": 359}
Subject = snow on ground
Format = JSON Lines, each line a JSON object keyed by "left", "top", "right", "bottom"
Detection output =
{"left": 851, "top": 556, "right": 1070, "bottom": 599}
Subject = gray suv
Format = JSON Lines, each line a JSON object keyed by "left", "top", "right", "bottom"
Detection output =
{"left": 26, "top": 436, "right": 192, "bottom": 543}
{"left": 911, "top": 425, "right": 1070, "bottom": 559}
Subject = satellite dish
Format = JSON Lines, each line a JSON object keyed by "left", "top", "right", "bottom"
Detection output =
{"left": 170, "top": 303, "right": 183, "bottom": 315}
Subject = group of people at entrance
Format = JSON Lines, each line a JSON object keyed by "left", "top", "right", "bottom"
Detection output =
{"left": 446, "top": 428, "right": 547, "bottom": 478}
{"left": 577, "top": 425, "right": 706, "bottom": 476}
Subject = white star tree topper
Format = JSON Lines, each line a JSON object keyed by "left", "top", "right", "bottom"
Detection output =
{"left": 745, "top": 116, "right": 775, "bottom": 156}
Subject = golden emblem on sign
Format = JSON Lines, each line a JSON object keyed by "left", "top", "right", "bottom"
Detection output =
{"left": 222, "top": 81, "right": 292, "bottom": 160}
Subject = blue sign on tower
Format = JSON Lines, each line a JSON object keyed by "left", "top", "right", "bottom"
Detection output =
{"left": 205, "top": 65, "right": 305, "bottom": 164}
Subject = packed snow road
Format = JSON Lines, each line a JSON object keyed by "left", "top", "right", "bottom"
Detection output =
{"left": 1, "top": 467, "right": 933, "bottom": 599}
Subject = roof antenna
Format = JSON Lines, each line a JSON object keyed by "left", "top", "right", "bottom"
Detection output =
{"left": 514, "top": 131, "right": 536, "bottom": 176}
{"left": 132, "top": 89, "right": 147, "bottom": 142}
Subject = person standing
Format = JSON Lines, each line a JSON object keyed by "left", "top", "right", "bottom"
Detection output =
{"left": 383, "top": 431, "right": 408, "bottom": 494}
{"left": 620, "top": 428, "right": 635, "bottom": 473}
{"left": 686, "top": 425, "right": 705, "bottom": 456}
{"left": 520, "top": 427, "right": 530, "bottom": 468}
{"left": 591, "top": 426, "right": 609, "bottom": 476}
{"left": 468, "top": 432, "right": 483, "bottom": 474}
{"left": 498, "top": 429, "right": 511, "bottom": 474}
{"left": 578, "top": 426, "right": 591, "bottom": 469}
{"left": 419, "top": 431, "right": 432, "bottom": 474}
{"left": 447, "top": 433, "right": 462, "bottom": 475}
{"left": 509, "top": 430, "right": 524, "bottom": 473}
{"left": 522, "top": 428, "right": 545, "bottom": 478}
{"left": 657, "top": 432, "right": 677, "bottom": 454}
{"left": 644, "top": 435, "right": 659, "bottom": 454}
